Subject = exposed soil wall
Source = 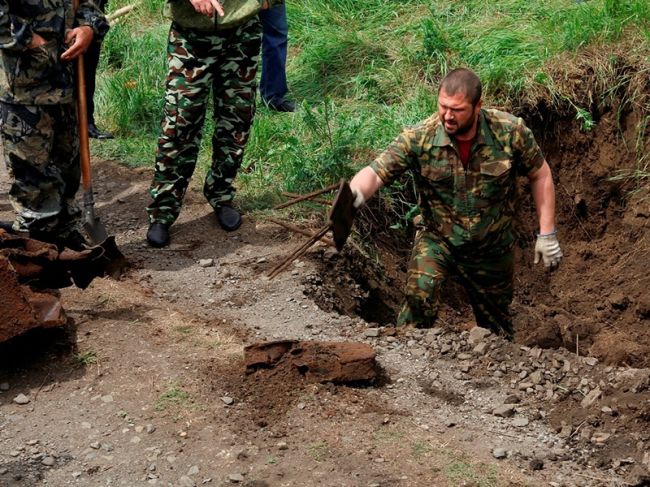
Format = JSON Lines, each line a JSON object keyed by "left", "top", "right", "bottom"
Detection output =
{"left": 307, "top": 52, "right": 650, "bottom": 367}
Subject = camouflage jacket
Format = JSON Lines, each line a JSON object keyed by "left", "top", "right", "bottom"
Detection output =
{"left": 166, "top": 0, "right": 284, "bottom": 32}
{"left": 370, "top": 109, "right": 545, "bottom": 249}
{"left": 0, "top": 0, "right": 109, "bottom": 105}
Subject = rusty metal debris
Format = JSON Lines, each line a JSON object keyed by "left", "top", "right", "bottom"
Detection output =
{"left": 267, "top": 180, "right": 351, "bottom": 279}
{"left": 0, "top": 229, "right": 124, "bottom": 343}
{"left": 244, "top": 340, "right": 378, "bottom": 383}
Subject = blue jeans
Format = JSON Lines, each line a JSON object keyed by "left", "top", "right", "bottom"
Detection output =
{"left": 259, "top": 4, "right": 288, "bottom": 104}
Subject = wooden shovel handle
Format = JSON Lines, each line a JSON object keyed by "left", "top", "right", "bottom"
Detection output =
{"left": 76, "top": 56, "right": 92, "bottom": 191}
{"left": 72, "top": 0, "right": 92, "bottom": 192}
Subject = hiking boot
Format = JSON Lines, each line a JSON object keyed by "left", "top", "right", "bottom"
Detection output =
{"left": 88, "top": 123, "right": 114, "bottom": 140}
{"left": 147, "top": 222, "right": 170, "bottom": 247}
{"left": 265, "top": 99, "right": 296, "bottom": 113}
{"left": 215, "top": 206, "right": 242, "bottom": 232}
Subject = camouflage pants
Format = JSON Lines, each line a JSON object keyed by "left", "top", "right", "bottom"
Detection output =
{"left": 0, "top": 102, "right": 81, "bottom": 239}
{"left": 147, "top": 18, "right": 262, "bottom": 225}
{"left": 396, "top": 230, "right": 514, "bottom": 337}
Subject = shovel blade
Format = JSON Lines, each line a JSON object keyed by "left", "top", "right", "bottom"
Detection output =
{"left": 83, "top": 217, "right": 109, "bottom": 245}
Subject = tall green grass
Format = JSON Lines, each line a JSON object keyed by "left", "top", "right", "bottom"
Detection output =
{"left": 94, "top": 0, "right": 649, "bottom": 205}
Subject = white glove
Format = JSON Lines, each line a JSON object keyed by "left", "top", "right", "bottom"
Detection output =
{"left": 351, "top": 188, "right": 365, "bottom": 209}
{"left": 534, "top": 231, "right": 563, "bottom": 269}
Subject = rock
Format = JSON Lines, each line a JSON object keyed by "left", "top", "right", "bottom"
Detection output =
{"left": 529, "top": 458, "right": 544, "bottom": 470}
{"left": 13, "top": 393, "right": 30, "bottom": 405}
{"left": 90, "top": 442, "right": 101, "bottom": 449}
{"left": 609, "top": 291, "right": 629, "bottom": 310}
{"left": 529, "top": 370, "right": 543, "bottom": 385}
{"left": 221, "top": 396, "right": 234, "bottom": 405}
{"left": 583, "top": 357, "right": 598, "bottom": 367}
{"left": 503, "top": 394, "right": 520, "bottom": 404}
{"left": 146, "top": 424, "right": 156, "bottom": 434}
{"left": 493, "top": 405, "right": 515, "bottom": 418}
{"left": 364, "top": 328, "right": 380, "bottom": 338}
{"left": 41, "top": 456, "right": 55, "bottom": 466}
{"left": 457, "top": 353, "right": 472, "bottom": 360}
{"left": 179, "top": 475, "right": 196, "bottom": 487}
{"left": 512, "top": 417, "right": 529, "bottom": 427}
{"left": 228, "top": 473, "right": 245, "bottom": 483}
{"left": 581, "top": 387, "right": 602, "bottom": 408}
{"left": 468, "top": 326, "right": 492, "bottom": 345}
{"left": 199, "top": 259, "right": 214, "bottom": 268}
{"left": 492, "top": 448, "right": 507, "bottom": 459}
{"left": 277, "top": 441, "right": 288, "bottom": 450}
{"left": 473, "top": 342, "right": 488, "bottom": 354}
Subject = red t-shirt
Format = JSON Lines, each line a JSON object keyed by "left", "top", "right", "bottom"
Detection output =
{"left": 457, "top": 138, "right": 472, "bottom": 169}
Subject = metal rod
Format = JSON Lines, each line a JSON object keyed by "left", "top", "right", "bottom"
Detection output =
{"left": 268, "top": 224, "right": 330, "bottom": 279}
{"left": 273, "top": 183, "right": 340, "bottom": 210}
{"left": 267, "top": 218, "right": 335, "bottom": 247}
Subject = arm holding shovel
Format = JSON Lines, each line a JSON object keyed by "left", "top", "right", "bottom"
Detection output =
{"left": 329, "top": 168, "right": 383, "bottom": 251}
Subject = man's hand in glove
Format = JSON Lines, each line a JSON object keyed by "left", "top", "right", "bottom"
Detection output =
{"left": 534, "top": 230, "right": 563, "bottom": 269}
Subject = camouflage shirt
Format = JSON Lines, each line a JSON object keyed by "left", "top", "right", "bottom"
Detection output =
{"left": 166, "top": 0, "right": 284, "bottom": 32}
{"left": 370, "top": 108, "right": 545, "bottom": 248}
{"left": 0, "top": 0, "right": 109, "bottom": 105}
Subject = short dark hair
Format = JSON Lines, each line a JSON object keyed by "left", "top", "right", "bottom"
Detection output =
{"left": 439, "top": 68, "right": 482, "bottom": 106}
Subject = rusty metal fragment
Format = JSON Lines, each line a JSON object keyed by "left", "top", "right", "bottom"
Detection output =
{"left": 0, "top": 229, "right": 124, "bottom": 343}
{"left": 244, "top": 340, "right": 378, "bottom": 383}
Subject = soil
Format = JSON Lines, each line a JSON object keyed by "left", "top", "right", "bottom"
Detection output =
{"left": 1, "top": 82, "right": 649, "bottom": 486}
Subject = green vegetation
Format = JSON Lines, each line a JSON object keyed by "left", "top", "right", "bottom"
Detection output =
{"left": 154, "top": 384, "right": 189, "bottom": 411}
{"left": 73, "top": 349, "right": 97, "bottom": 365}
{"left": 96, "top": 0, "right": 649, "bottom": 206}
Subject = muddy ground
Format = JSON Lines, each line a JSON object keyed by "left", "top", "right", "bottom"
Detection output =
{"left": 1, "top": 90, "right": 650, "bottom": 486}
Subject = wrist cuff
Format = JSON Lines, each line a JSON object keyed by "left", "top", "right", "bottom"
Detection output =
{"left": 537, "top": 229, "right": 557, "bottom": 237}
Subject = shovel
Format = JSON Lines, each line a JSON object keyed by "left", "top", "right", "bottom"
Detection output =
{"left": 75, "top": 48, "right": 108, "bottom": 244}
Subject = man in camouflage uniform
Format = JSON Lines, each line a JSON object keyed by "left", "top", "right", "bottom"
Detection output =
{"left": 0, "top": 0, "right": 108, "bottom": 250}
{"left": 146, "top": 0, "right": 282, "bottom": 248}
{"left": 347, "top": 68, "right": 563, "bottom": 338}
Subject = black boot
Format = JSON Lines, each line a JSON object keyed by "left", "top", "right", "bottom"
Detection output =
{"left": 147, "top": 223, "right": 170, "bottom": 247}
{"left": 88, "top": 123, "right": 114, "bottom": 140}
{"left": 215, "top": 206, "right": 242, "bottom": 232}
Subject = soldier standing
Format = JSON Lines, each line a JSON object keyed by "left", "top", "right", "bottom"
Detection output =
{"left": 0, "top": 0, "right": 109, "bottom": 250}
{"left": 146, "top": 0, "right": 282, "bottom": 248}
{"left": 345, "top": 68, "right": 563, "bottom": 338}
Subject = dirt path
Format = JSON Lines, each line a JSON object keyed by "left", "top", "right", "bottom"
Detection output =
{"left": 1, "top": 159, "right": 649, "bottom": 487}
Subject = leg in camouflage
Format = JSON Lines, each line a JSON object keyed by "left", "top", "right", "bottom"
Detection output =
{"left": 203, "top": 18, "right": 261, "bottom": 209}
{"left": 396, "top": 230, "right": 450, "bottom": 327}
{"left": 453, "top": 245, "right": 514, "bottom": 338}
{"left": 396, "top": 229, "right": 514, "bottom": 337}
{"left": 0, "top": 102, "right": 81, "bottom": 242}
{"left": 147, "top": 19, "right": 262, "bottom": 226}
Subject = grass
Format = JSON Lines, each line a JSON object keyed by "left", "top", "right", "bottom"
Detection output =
{"left": 154, "top": 384, "right": 189, "bottom": 412}
{"left": 73, "top": 349, "right": 97, "bottom": 365}
{"left": 94, "top": 0, "right": 649, "bottom": 208}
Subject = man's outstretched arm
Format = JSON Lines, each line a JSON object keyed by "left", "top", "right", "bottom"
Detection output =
{"left": 529, "top": 160, "right": 563, "bottom": 269}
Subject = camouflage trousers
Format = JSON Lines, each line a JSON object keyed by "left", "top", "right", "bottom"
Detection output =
{"left": 0, "top": 102, "right": 81, "bottom": 240}
{"left": 147, "top": 18, "right": 262, "bottom": 225}
{"left": 396, "top": 229, "right": 514, "bottom": 337}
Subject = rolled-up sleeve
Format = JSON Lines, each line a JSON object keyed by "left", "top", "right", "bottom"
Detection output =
{"left": 370, "top": 126, "right": 421, "bottom": 186}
